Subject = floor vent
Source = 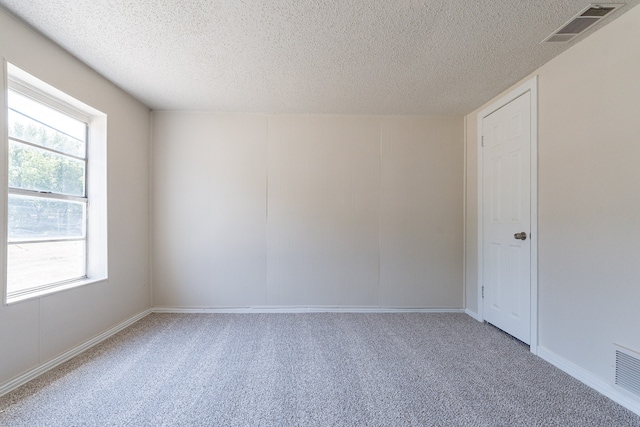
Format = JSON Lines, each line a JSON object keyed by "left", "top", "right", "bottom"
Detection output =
{"left": 614, "top": 345, "right": 640, "bottom": 397}
{"left": 542, "top": 3, "right": 624, "bottom": 43}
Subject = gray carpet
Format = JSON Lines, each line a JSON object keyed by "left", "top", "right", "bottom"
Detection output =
{"left": 1, "top": 313, "right": 639, "bottom": 426}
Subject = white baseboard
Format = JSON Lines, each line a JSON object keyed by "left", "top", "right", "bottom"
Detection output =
{"left": 152, "top": 306, "right": 466, "bottom": 314}
{"left": 465, "top": 308, "right": 482, "bottom": 322}
{"left": 537, "top": 346, "right": 640, "bottom": 417}
{"left": 0, "top": 308, "right": 152, "bottom": 398}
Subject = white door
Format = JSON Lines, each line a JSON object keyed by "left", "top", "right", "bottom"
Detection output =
{"left": 482, "top": 92, "right": 531, "bottom": 344}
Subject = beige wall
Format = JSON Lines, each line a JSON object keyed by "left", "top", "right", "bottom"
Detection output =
{"left": 152, "top": 113, "right": 463, "bottom": 308}
{"left": 380, "top": 117, "right": 463, "bottom": 306}
{"left": 0, "top": 10, "right": 151, "bottom": 387}
{"left": 465, "top": 4, "right": 640, "bottom": 383}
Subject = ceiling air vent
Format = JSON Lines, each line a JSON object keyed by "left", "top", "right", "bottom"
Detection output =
{"left": 542, "top": 3, "right": 624, "bottom": 43}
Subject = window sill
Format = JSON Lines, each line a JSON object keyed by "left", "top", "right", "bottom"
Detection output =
{"left": 5, "top": 276, "right": 108, "bottom": 305}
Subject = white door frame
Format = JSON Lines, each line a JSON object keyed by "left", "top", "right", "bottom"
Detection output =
{"left": 477, "top": 76, "right": 538, "bottom": 354}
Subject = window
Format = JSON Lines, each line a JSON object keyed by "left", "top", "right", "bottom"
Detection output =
{"left": 4, "top": 63, "right": 107, "bottom": 304}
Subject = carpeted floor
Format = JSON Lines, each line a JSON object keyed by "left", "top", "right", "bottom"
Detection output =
{"left": 1, "top": 313, "right": 639, "bottom": 426}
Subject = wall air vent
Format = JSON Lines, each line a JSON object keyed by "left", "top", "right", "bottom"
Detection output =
{"left": 614, "top": 344, "right": 640, "bottom": 398}
{"left": 542, "top": 3, "right": 624, "bottom": 43}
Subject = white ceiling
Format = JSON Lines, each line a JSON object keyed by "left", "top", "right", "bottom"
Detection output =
{"left": 1, "top": 1, "right": 637, "bottom": 115}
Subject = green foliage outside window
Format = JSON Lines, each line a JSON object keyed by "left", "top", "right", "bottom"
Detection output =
{"left": 8, "top": 121, "right": 85, "bottom": 240}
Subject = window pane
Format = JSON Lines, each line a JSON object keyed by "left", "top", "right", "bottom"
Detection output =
{"left": 7, "top": 240, "right": 86, "bottom": 294}
{"left": 8, "top": 92, "right": 86, "bottom": 158}
{"left": 9, "top": 141, "right": 86, "bottom": 196}
{"left": 8, "top": 195, "right": 86, "bottom": 241}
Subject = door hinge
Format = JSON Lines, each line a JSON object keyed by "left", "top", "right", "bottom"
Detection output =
{"left": 481, "top": 136, "right": 484, "bottom": 147}
{"left": 482, "top": 286, "right": 484, "bottom": 299}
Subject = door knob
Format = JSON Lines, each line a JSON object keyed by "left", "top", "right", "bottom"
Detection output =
{"left": 514, "top": 232, "right": 527, "bottom": 241}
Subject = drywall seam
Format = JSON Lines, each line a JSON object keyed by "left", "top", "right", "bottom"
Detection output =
{"left": 376, "top": 118, "right": 382, "bottom": 306}
{"left": 265, "top": 117, "right": 270, "bottom": 306}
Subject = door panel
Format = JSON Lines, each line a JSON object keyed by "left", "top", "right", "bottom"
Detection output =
{"left": 482, "top": 92, "right": 531, "bottom": 344}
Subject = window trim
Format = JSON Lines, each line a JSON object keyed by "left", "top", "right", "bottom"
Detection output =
{"left": 8, "top": 78, "right": 92, "bottom": 124}
{"left": 3, "top": 61, "right": 108, "bottom": 305}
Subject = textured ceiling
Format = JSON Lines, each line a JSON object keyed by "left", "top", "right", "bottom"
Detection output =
{"left": 0, "top": 1, "right": 638, "bottom": 114}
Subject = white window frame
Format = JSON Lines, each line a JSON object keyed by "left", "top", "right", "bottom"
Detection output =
{"left": 2, "top": 62, "right": 108, "bottom": 304}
